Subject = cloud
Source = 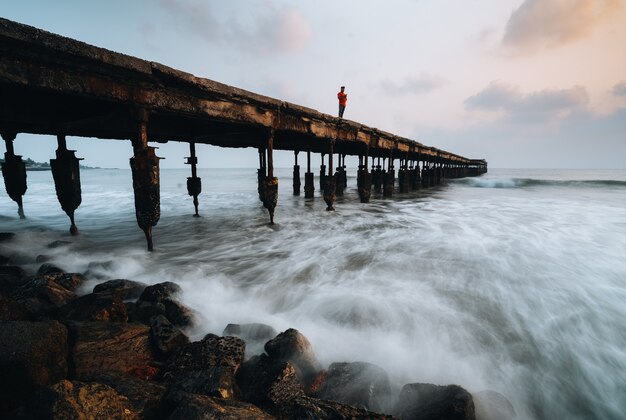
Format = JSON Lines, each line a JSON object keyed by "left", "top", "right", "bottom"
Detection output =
{"left": 156, "top": 0, "right": 311, "bottom": 55}
{"left": 502, "top": 0, "right": 620, "bottom": 52}
{"left": 465, "top": 81, "right": 590, "bottom": 123}
{"left": 379, "top": 74, "right": 445, "bottom": 96}
{"left": 613, "top": 81, "right": 626, "bottom": 96}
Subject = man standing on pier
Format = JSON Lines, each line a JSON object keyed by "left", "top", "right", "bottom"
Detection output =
{"left": 337, "top": 86, "right": 347, "bottom": 118}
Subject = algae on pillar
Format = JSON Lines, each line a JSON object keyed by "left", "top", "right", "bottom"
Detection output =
{"left": 1, "top": 132, "right": 27, "bottom": 219}
{"left": 185, "top": 142, "right": 201, "bottom": 217}
{"left": 129, "top": 110, "right": 161, "bottom": 251}
{"left": 50, "top": 134, "right": 82, "bottom": 235}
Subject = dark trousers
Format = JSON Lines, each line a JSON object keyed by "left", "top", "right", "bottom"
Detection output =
{"left": 338, "top": 104, "right": 346, "bottom": 118}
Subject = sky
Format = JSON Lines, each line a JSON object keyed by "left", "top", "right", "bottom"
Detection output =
{"left": 2, "top": 0, "right": 626, "bottom": 169}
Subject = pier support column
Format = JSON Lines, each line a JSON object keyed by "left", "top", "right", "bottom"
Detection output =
{"left": 1, "top": 132, "right": 27, "bottom": 219}
{"left": 293, "top": 151, "right": 301, "bottom": 196}
{"left": 421, "top": 162, "right": 429, "bottom": 188}
{"left": 185, "top": 142, "right": 201, "bottom": 217}
{"left": 319, "top": 153, "right": 326, "bottom": 192}
{"left": 323, "top": 142, "right": 336, "bottom": 211}
{"left": 261, "top": 129, "right": 278, "bottom": 224}
{"left": 130, "top": 110, "right": 160, "bottom": 252}
{"left": 383, "top": 153, "right": 395, "bottom": 197}
{"left": 50, "top": 134, "right": 82, "bottom": 235}
{"left": 399, "top": 157, "right": 410, "bottom": 193}
{"left": 335, "top": 154, "right": 346, "bottom": 197}
{"left": 357, "top": 151, "right": 371, "bottom": 203}
{"left": 304, "top": 151, "right": 314, "bottom": 198}
{"left": 258, "top": 148, "right": 266, "bottom": 203}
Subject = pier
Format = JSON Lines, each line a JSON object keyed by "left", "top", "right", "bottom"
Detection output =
{"left": 0, "top": 18, "right": 487, "bottom": 250}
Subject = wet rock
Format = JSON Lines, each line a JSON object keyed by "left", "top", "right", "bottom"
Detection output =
{"left": 265, "top": 328, "right": 322, "bottom": 386}
{"left": 0, "top": 321, "right": 68, "bottom": 413}
{"left": 168, "top": 393, "right": 274, "bottom": 420}
{"left": 236, "top": 354, "right": 304, "bottom": 409}
{"left": 11, "top": 276, "right": 76, "bottom": 313}
{"left": 84, "top": 260, "right": 115, "bottom": 279}
{"left": 138, "top": 281, "right": 182, "bottom": 304}
{"left": 163, "top": 297, "right": 195, "bottom": 327}
{"left": 94, "top": 279, "right": 147, "bottom": 300}
{"left": 90, "top": 372, "right": 167, "bottom": 420}
{"left": 36, "top": 263, "right": 65, "bottom": 276}
{"left": 279, "top": 396, "right": 396, "bottom": 419}
{"left": 134, "top": 300, "right": 167, "bottom": 324}
{"left": 68, "top": 321, "right": 159, "bottom": 381}
{"left": 0, "top": 292, "right": 30, "bottom": 320}
{"left": 35, "top": 254, "right": 52, "bottom": 263}
{"left": 0, "top": 266, "right": 29, "bottom": 292}
{"left": 224, "top": 322, "right": 277, "bottom": 357}
{"left": 166, "top": 367, "right": 239, "bottom": 401}
{"left": 0, "top": 254, "right": 13, "bottom": 265}
{"left": 394, "top": 383, "right": 476, "bottom": 420}
{"left": 12, "top": 380, "right": 138, "bottom": 419}
{"left": 150, "top": 314, "right": 190, "bottom": 357}
{"left": 59, "top": 292, "right": 128, "bottom": 322}
{"left": 167, "top": 334, "right": 245, "bottom": 375}
{"left": 473, "top": 390, "right": 516, "bottom": 420}
{"left": 0, "top": 232, "right": 15, "bottom": 242}
{"left": 319, "top": 361, "right": 392, "bottom": 412}
{"left": 44, "top": 271, "right": 85, "bottom": 291}
{"left": 46, "top": 239, "right": 71, "bottom": 248}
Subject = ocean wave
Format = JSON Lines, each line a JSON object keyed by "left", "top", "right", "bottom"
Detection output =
{"left": 460, "top": 178, "right": 626, "bottom": 189}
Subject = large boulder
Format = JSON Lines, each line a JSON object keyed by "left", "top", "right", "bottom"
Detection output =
{"left": 473, "top": 390, "right": 516, "bottom": 420}
{"left": 11, "top": 275, "right": 76, "bottom": 310}
{"left": 0, "top": 292, "right": 30, "bottom": 320}
{"left": 264, "top": 328, "right": 322, "bottom": 386}
{"left": 94, "top": 279, "right": 147, "bottom": 300}
{"left": 223, "top": 323, "right": 277, "bottom": 357}
{"left": 150, "top": 314, "right": 190, "bottom": 357}
{"left": 167, "top": 393, "right": 274, "bottom": 420}
{"left": 394, "top": 383, "right": 476, "bottom": 420}
{"left": 36, "top": 263, "right": 65, "bottom": 277}
{"left": 59, "top": 293, "right": 128, "bottom": 322}
{"left": 167, "top": 334, "right": 245, "bottom": 376}
{"left": 68, "top": 321, "right": 159, "bottom": 381}
{"left": 279, "top": 396, "right": 396, "bottom": 419}
{"left": 138, "top": 281, "right": 182, "bottom": 304}
{"left": 11, "top": 380, "right": 138, "bottom": 419}
{"left": 0, "top": 321, "right": 68, "bottom": 413}
{"left": 43, "top": 272, "right": 85, "bottom": 291}
{"left": 165, "top": 367, "right": 239, "bottom": 402}
{"left": 134, "top": 281, "right": 194, "bottom": 328}
{"left": 318, "top": 361, "right": 391, "bottom": 412}
{"left": 236, "top": 354, "right": 304, "bottom": 409}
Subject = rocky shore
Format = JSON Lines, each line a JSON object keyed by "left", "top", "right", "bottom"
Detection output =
{"left": 0, "top": 232, "right": 515, "bottom": 419}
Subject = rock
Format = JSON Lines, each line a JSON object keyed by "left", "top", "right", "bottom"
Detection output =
{"left": 36, "top": 263, "right": 65, "bottom": 276}
{"left": 11, "top": 380, "right": 138, "bottom": 419}
{"left": 84, "top": 260, "right": 115, "bottom": 279}
{"left": 94, "top": 279, "right": 147, "bottom": 300}
{"left": 473, "top": 390, "right": 516, "bottom": 420}
{"left": 167, "top": 393, "right": 274, "bottom": 420}
{"left": 59, "top": 293, "right": 128, "bottom": 322}
{"left": 46, "top": 240, "right": 71, "bottom": 248}
{"left": 264, "top": 328, "right": 322, "bottom": 386}
{"left": 68, "top": 321, "right": 159, "bottom": 381}
{"left": 134, "top": 300, "right": 167, "bottom": 324}
{"left": 0, "top": 321, "right": 68, "bottom": 413}
{"left": 163, "top": 298, "right": 195, "bottom": 327}
{"left": 279, "top": 396, "right": 396, "bottom": 419}
{"left": 138, "top": 281, "right": 182, "bottom": 304}
{"left": 11, "top": 276, "right": 76, "bottom": 309}
{"left": 0, "top": 266, "right": 29, "bottom": 292}
{"left": 236, "top": 354, "right": 304, "bottom": 409}
{"left": 0, "top": 254, "right": 13, "bottom": 265}
{"left": 167, "top": 334, "right": 245, "bottom": 375}
{"left": 35, "top": 254, "right": 52, "bottom": 263}
{"left": 44, "top": 272, "right": 86, "bottom": 291}
{"left": 394, "top": 383, "right": 476, "bottom": 420}
{"left": 150, "top": 314, "right": 190, "bottom": 357}
{"left": 319, "top": 361, "right": 392, "bottom": 412}
{"left": 0, "top": 232, "right": 15, "bottom": 242}
{"left": 166, "top": 367, "right": 239, "bottom": 401}
{"left": 90, "top": 372, "right": 167, "bottom": 420}
{"left": 223, "top": 323, "right": 277, "bottom": 357}
{"left": 0, "top": 292, "right": 30, "bottom": 320}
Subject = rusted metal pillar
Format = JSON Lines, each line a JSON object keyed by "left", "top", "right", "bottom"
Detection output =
{"left": 293, "top": 151, "right": 301, "bottom": 196}
{"left": 304, "top": 151, "right": 314, "bottom": 198}
{"left": 130, "top": 110, "right": 160, "bottom": 252}
{"left": 1, "top": 132, "right": 27, "bottom": 219}
{"left": 258, "top": 148, "right": 266, "bottom": 203}
{"left": 323, "top": 141, "right": 336, "bottom": 211}
{"left": 50, "top": 134, "right": 82, "bottom": 235}
{"left": 185, "top": 142, "right": 201, "bottom": 217}
{"left": 319, "top": 153, "right": 326, "bottom": 192}
{"left": 383, "top": 151, "right": 395, "bottom": 197}
{"left": 261, "top": 129, "right": 278, "bottom": 224}
{"left": 357, "top": 148, "right": 371, "bottom": 203}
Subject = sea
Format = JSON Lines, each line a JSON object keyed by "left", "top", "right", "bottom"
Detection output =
{"left": 0, "top": 167, "right": 625, "bottom": 420}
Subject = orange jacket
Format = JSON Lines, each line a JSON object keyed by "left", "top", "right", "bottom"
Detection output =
{"left": 337, "top": 91, "right": 347, "bottom": 106}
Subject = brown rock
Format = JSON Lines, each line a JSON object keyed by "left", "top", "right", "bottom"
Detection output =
{"left": 94, "top": 279, "right": 147, "bottom": 300}
{"left": 138, "top": 281, "right": 182, "bottom": 304}
{"left": 60, "top": 292, "right": 128, "bottom": 322}
{"left": 0, "top": 292, "right": 30, "bottom": 320}
{"left": 36, "top": 263, "right": 65, "bottom": 276}
{"left": 168, "top": 393, "right": 274, "bottom": 420}
{"left": 0, "top": 321, "right": 68, "bottom": 413}
{"left": 12, "top": 276, "right": 76, "bottom": 309}
{"left": 165, "top": 367, "right": 239, "bottom": 401}
{"left": 12, "top": 380, "right": 138, "bottom": 419}
{"left": 150, "top": 314, "right": 190, "bottom": 357}
{"left": 163, "top": 297, "right": 195, "bottom": 327}
{"left": 223, "top": 322, "right": 277, "bottom": 357}
{"left": 167, "top": 334, "right": 245, "bottom": 376}
{"left": 280, "top": 396, "right": 396, "bottom": 419}
{"left": 394, "top": 383, "right": 476, "bottom": 420}
{"left": 264, "top": 328, "right": 322, "bottom": 385}
{"left": 68, "top": 321, "right": 159, "bottom": 381}
{"left": 44, "top": 272, "right": 86, "bottom": 291}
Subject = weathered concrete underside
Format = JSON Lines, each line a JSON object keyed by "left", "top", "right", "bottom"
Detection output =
{"left": 0, "top": 18, "right": 487, "bottom": 250}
